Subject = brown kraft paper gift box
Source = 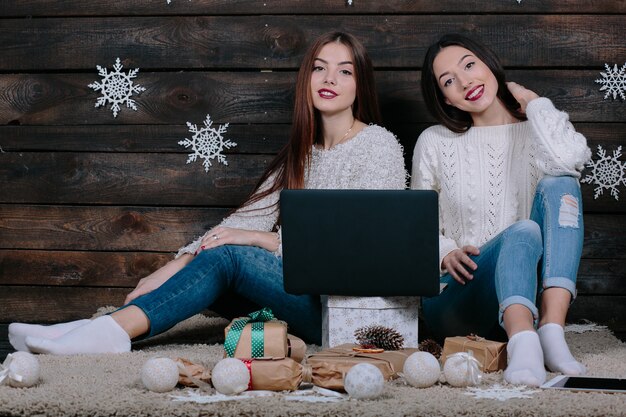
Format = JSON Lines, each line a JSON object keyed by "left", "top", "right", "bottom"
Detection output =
{"left": 224, "top": 319, "right": 288, "bottom": 358}
{"left": 441, "top": 335, "right": 507, "bottom": 372}
{"left": 223, "top": 319, "right": 307, "bottom": 362}
{"left": 305, "top": 343, "right": 420, "bottom": 391}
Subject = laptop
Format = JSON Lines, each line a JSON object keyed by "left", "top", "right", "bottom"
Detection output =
{"left": 280, "top": 189, "right": 440, "bottom": 296}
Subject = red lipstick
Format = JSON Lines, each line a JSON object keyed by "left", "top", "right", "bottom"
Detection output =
{"left": 318, "top": 88, "right": 337, "bottom": 99}
{"left": 465, "top": 85, "right": 484, "bottom": 101}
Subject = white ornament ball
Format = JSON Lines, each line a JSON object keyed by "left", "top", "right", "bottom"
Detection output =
{"left": 443, "top": 353, "right": 480, "bottom": 387}
{"left": 343, "top": 363, "right": 385, "bottom": 399}
{"left": 5, "top": 352, "right": 40, "bottom": 388}
{"left": 211, "top": 358, "right": 250, "bottom": 395}
{"left": 402, "top": 351, "right": 441, "bottom": 388}
{"left": 141, "top": 357, "right": 179, "bottom": 393}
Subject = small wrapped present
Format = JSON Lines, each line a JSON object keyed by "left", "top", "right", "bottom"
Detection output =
{"left": 287, "top": 333, "right": 307, "bottom": 363}
{"left": 242, "top": 357, "right": 303, "bottom": 391}
{"left": 305, "top": 343, "right": 420, "bottom": 391}
{"left": 441, "top": 335, "right": 507, "bottom": 373}
{"left": 322, "top": 296, "right": 419, "bottom": 348}
{"left": 223, "top": 307, "right": 288, "bottom": 359}
{"left": 175, "top": 357, "right": 305, "bottom": 391}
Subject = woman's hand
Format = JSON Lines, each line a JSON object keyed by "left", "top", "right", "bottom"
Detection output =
{"left": 442, "top": 245, "right": 480, "bottom": 285}
{"left": 196, "top": 226, "right": 279, "bottom": 253}
{"left": 124, "top": 254, "right": 193, "bottom": 305}
{"left": 506, "top": 82, "right": 540, "bottom": 114}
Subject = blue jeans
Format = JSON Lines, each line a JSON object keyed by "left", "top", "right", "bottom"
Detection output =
{"left": 127, "top": 245, "right": 322, "bottom": 344}
{"left": 423, "top": 176, "right": 584, "bottom": 341}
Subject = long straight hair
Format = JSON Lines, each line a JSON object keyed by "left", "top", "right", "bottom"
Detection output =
{"left": 421, "top": 33, "right": 526, "bottom": 133}
{"left": 241, "top": 31, "right": 381, "bottom": 211}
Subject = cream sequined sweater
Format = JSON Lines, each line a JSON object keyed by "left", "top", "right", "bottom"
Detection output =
{"left": 410, "top": 98, "right": 591, "bottom": 271}
{"left": 177, "top": 124, "right": 407, "bottom": 257}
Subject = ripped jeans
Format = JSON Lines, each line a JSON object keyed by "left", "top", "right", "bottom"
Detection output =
{"left": 422, "top": 176, "right": 584, "bottom": 341}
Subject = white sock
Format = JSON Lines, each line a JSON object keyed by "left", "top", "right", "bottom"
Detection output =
{"left": 9, "top": 319, "right": 91, "bottom": 352}
{"left": 504, "top": 330, "right": 546, "bottom": 387}
{"left": 538, "top": 323, "right": 586, "bottom": 375}
{"left": 25, "top": 315, "right": 131, "bottom": 355}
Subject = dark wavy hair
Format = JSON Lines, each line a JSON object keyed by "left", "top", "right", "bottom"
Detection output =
{"left": 421, "top": 33, "right": 526, "bottom": 133}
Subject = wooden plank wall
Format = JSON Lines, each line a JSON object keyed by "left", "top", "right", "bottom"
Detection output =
{"left": 1, "top": 1, "right": 625, "bottom": 339}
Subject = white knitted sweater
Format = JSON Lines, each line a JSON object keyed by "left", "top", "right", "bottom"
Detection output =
{"left": 177, "top": 124, "right": 407, "bottom": 257}
{"left": 410, "top": 98, "right": 591, "bottom": 271}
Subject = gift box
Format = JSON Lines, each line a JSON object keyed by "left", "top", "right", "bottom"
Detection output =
{"left": 287, "top": 333, "right": 307, "bottom": 363}
{"left": 305, "top": 343, "right": 420, "bottom": 391}
{"left": 223, "top": 308, "right": 288, "bottom": 359}
{"left": 243, "top": 357, "right": 303, "bottom": 391}
{"left": 321, "top": 296, "right": 419, "bottom": 348}
{"left": 441, "top": 335, "right": 507, "bottom": 373}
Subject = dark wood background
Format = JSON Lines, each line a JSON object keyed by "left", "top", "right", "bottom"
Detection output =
{"left": 1, "top": 1, "right": 625, "bottom": 354}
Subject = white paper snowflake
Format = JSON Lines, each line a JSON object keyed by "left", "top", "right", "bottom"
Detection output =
{"left": 581, "top": 145, "right": 626, "bottom": 200}
{"left": 178, "top": 114, "right": 236, "bottom": 173}
{"left": 171, "top": 387, "right": 346, "bottom": 404}
{"left": 465, "top": 384, "right": 540, "bottom": 401}
{"left": 595, "top": 63, "right": 626, "bottom": 100}
{"left": 88, "top": 58, "right": 145, "bottom": 118}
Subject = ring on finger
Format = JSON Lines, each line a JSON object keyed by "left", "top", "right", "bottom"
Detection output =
{"left": 212, "top": 234, "right": 219, "bottom": 240}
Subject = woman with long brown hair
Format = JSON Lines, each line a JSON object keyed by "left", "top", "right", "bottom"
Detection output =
{"left": 10, "top": 32, "right": 406, "bottom": 354}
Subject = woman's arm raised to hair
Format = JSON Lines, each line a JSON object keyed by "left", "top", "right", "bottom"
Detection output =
{"left": 508, "top": 82, "right": 591, "bottom": 177}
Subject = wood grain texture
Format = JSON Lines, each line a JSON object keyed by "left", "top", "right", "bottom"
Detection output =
{"left": 1, "top": 0, "right": 624, "bottom": 334}
{"left": 0, "top": 205, "right": 230, "bottom": 251}
{"left": 1, "top": 250, "right": 622, "bottom": 296}
{"left": 1, "top": 71, "right": 624, "bottom": 126}
{"left": 1, "top": 205, "right": 624, "bottom": 257}
{"left": 0, "top": 286, "right": 129, "bottom": 322}
{"left": 566, "top": 296, "right": 626, "bottom": 332}
{"left": 2, "top": 0, "right": 625, "bottom": 16}
{"left": 0, "top": 124, "right": 289, "bottom": 154}
{"left": 1, "top": 15, "right": 624, "bottom": 70}
{"left": 0, "top": 250, "right": 171, "bottom": 287}
{"left": 0, "top": 153, "right": 268, "bottom": 205}
{"left": 1, "top": 122, "right": 623, "bottom": 156}
{"left": 0, "top": 150, "right": 622, "bottom": 213}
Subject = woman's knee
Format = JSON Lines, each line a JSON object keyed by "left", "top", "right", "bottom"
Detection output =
{"left": 505, "top": 219, "right": 542, "bottom": 246}
{"left": 536, "top": 175, "right": 580, "bottom": 197}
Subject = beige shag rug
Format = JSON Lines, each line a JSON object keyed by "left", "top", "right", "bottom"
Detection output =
{"left": 1, "top": 310, "right": 625, "bottom": 417}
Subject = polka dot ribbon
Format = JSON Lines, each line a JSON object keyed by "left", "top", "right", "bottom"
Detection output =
{"left": 224, "top": 307, "right": 275, "bottom": 358}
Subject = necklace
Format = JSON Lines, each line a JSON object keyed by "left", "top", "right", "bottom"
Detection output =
{"left": 327, "top": 118, "right": 356, "bottom": 149}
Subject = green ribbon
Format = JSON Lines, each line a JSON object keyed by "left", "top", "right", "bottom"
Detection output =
{"left": 224, "top": 307, "right": 275, "bottom": 358}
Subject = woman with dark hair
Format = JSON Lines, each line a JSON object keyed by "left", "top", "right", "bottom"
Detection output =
{"left": 411, "top": 34, "right": 590, "bottom": 386}
{"left": 10, "top": 32, "right": 407, "bottom": 355}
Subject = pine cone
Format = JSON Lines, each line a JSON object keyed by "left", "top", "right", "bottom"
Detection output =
{"left": 354, "top": 325, "right": 405, "bottom": 350}
{"left": 418, "top": 338, "right": 442, "bottom": 359}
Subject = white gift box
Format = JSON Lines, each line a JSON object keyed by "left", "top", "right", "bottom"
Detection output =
{"left": 321, "top": 295, "right": 419, "bottom": 348}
